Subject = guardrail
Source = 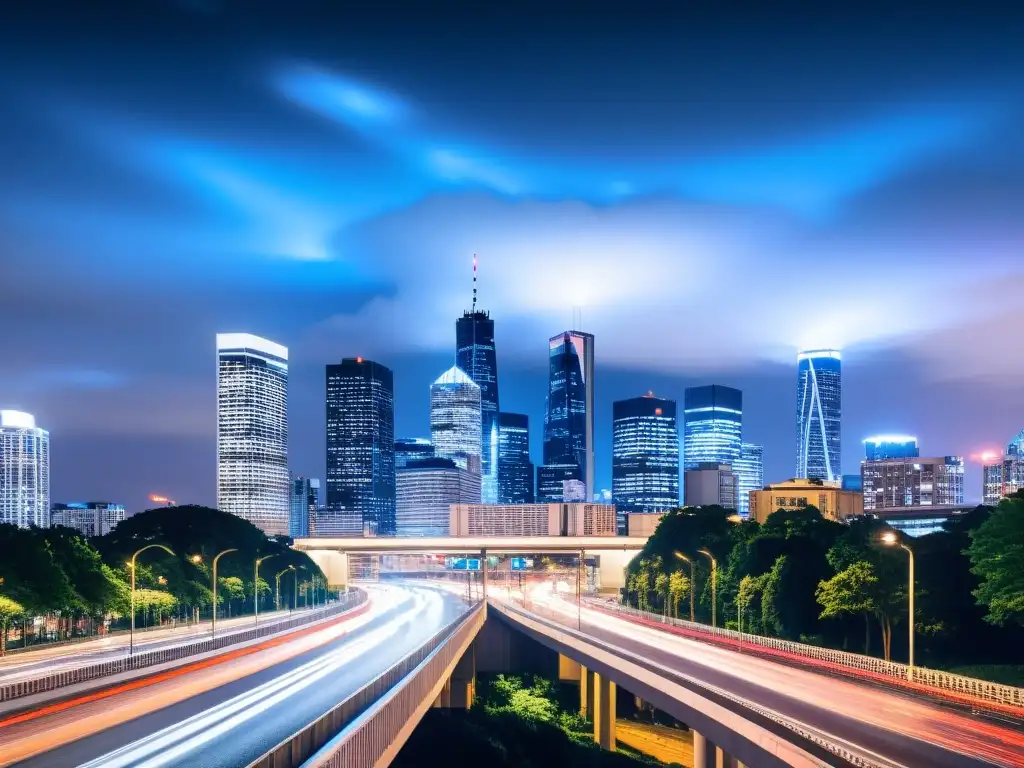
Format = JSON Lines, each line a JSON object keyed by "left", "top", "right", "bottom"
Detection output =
{"left": 593, "top": 600, "right": 1024, "bottom": 711}
{"left": 0, "top": 590, "right": 367, "bottom": 704}
{"left": 249, "top": 601, "right": 485, "bottom": 768}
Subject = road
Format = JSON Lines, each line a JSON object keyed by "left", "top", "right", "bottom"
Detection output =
{"left": 515, "top": 585, "right": 1024, "bottom": 768}
{"left": 1, "top": 583, "right": 470, "bottom": 768}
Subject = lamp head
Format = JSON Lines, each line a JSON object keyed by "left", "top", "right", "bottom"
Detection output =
{"left": 881, "top": 532, "right": 898, "bottom": 546}
{"left": 190, "top": 554, "right": 203, "bottom": 564}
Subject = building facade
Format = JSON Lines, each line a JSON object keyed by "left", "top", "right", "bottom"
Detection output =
{"left": 456, "top": 309, "right": 500, "bottom": 503}
{"left": 50, "top": 502, "right": 125, "bottom": 537}
{"left": 861, "top": 456, "right": 965, "bottom": 511}
{"left": 733, "top": 443, "right": 763, "bottom": 517}
{"left": 796, "top": 349, "right": 842, "bottom": 482}
{"left": 289, "top": 477, "right": 320, "bottom": 538}
{"left": 683, "top": 463, "right": 739, "bottom": 509}
{"left": 396, "top": 458, "right": 482, "bottom": 537}
{"left": 395, "top": 438, "right": 434, "bottom": 469}
{"left": 0, "top": 410, "right": 50, "bottom": 529}
{"left": 430, "top": 366, "right": 482, "bottom": 473}
{"left": 536, "top": 461, "right": 584, "bottom": 503}
{"left": 863, "top": 435, "right": 919, "bottom": 461}
{"left": 543, "top": 331, "right": 595, "bottom": 499}
{"left": 612, "top": 394, "right": 679, "bottom": 514}
{"left": 449, "top": 503, "right": 617, "bottom": 537}
{"left": 982, "top": 429, "right": 1024, "bottom": 505}
{"left": 748, "top": 479, "right": 863, "bottom": 524}
{"left": 497, "top": 412, "right": 533, "bottom": 504}
{"left": 683, "top": 385, "right": 742, "bottom": 471}
{"left": 216, "top": 334, "right": 290, "bottom": 535}
{"left": 325, "top": 358, "right": 396, "bottom": 535}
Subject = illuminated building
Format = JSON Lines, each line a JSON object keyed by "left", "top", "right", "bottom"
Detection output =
{"left": 863, "top": 435, "right": 919, "bottom": 461}
{"left": 289, "top": 477, "right": 321, "bottom": 538}
{"left": 748, "top": 479, "right": 862, "bottom": 524}
{"left": 868, "top": 506, "right": 974, "bottom": 537}
{"left": 861, "top": 455, "right": 964, "bottom": 511}
{"left": 683, "top": 463, "right": 739, "bottom": 509}
{"left": 430, "top": 366, "right": 482, "bottom": 473}
{"left": 796, "top": 349, "right": 842, "bottom": 482}
{"left": 683, "top": 385, "right": 742, "bottom": 471}
{"left": 395, "top": 437, "right": 434, "bottom": 469}
{"left": 734, "top": 443, "right": 763, "bottom": 517}
{"left": 842, "top": 474, "right": 863, "bottom": 492}
{"left": 50, "top": 502, "right": 124, "bottom": 537}
{"left": 612, "top": 394, "right": 679, "bottom": 519}
{"left": 325, "top": 357, "right": 396, "bottom": 535}
{"left": 456, "top": 298, "right": 500, "bottom": 503}
{"left": 981, "top": 429, "right": 1024, "bottom": 505}
{"left": 216, "top": 334, "right": 289, "bottom": 536}
{"left": 536, "top": 461, "right": 584, "bottom": 503}
{"left": 396, "top": 458, "right": 481, "bottom": 537}
{"left": 0, "top": 410, "right": 50, "bottom": 529}
{"left": 497, "top": 413, "right": 534, "bottom": 503}
{"left": 449, "top": 503, "right": 617, "bottom": 537}
{"left": 543, "top": 330, "right": 595, "bottom": 499}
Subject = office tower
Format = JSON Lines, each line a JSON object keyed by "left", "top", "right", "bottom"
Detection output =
{"left": 734, "top": 442, "right": 764, "bottom": 517}
{"left": 683, "top": 385, "right": 742, "bottom": 471}
{"left": 612, "top": 394, "right": 679, "bottom": 517}
{"left": 396, "top": 457, "right": 481, "bottom": 536}
{"left": 683, "top": 463, "right": 739, "bottom": 509}
{"left": 497, "top": 412, "right": 534, "bottom": 503}
{"left": 216, "top": 334, "right": 289, "bottom": 535}
{"left": 861, "top": 456, "right": 965, "bottom": 511}
{"left": 536, "top": 461, "right": 584, "bottom": 503}
{"left": 0, "top": 411, "right": 50, "bottom": 529}
{"left": 543, "top": 330, "right": 595, "bottom": 498}
{"left": 430, "top": 366, "right": 482, "bottom": 471}
{"left": 796, "top": 349, "right": 842, "bottom": 482}
{"left": 449, "top": 503, "right": 617, "bottom": 537}
{"left": 289, "top": 477, "right": 320, "bottom": 538}
{"left": 863, "top": 435, "right": 919, "bottom": 461}
{"left": 749, "top": 479, "right": 863, "bottom": 524}
{"left": 50, "top": 502, "right": 125, "bottom": 537}
{"left": 982, "top": 429, "right": 1024, "bottom": 505}
{"left": 325, "top": 358, "right": 396, "bottom": 535}
{"left": 395, "top": 437, "right": 434, "bottom": 470}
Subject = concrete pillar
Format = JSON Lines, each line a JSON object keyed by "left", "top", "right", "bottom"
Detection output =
{"left": 432, "top": 679, "right": 451, "bottom": 708}
{"left": 692, "top": 730, "right": 716, "bottom": 768}
{"left": 592, "top": 672, "right": 616, "bottom": 750}
{"left": 718, "top": 750, "right": 739, "bottom": 768}
{"left": 448, "top": 644, "right": 475, "bottom": 709}
{"left": 558, "top": 653, "right": 581, "bottom": 681}
{"left": 579, "top": 665, "right": 594, "bottom": 718}
{"left": 481, "top": 549, "right": 488, "bottom": 599}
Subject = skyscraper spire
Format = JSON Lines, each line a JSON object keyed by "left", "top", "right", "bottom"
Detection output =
{"left": 471, "top": 253, "right": 478, "bottom": 314}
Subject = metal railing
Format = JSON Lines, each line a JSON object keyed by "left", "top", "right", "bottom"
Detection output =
{"left": 593, "top": 600, "right": 1024, "bottom": 710}
{"left": 0, "top": 590, "right": 368, "bottom": 704}
{"left": 249, "top": 601, "right": 485, "bottom": 768}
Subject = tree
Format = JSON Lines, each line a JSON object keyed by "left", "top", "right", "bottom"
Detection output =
{"left": 218, "top": 576, "right": 245, "bottom": 616}
{"left": 668, "top": 570, "right": 690, "bottom": 619}
{"left": 0, "top": 595, "right": 25, "bottom": 656}
{"left": 132, "top": 590, "right": 177, "bottom": 626}
{"left": 736, "top": 574, "right": 766, "bottom": 634}
{"left": 968, "top": 494, "right": 1024, "bottom": 627}
{"left": 816, "top": 561, "right": 878, "bottom": 654}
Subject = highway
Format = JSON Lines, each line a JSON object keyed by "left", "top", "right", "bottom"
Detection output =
{"left": 0, "top": 583, "right": 470, "bottom": 768}
{"left": 513, "top": 584, "right": 1024, "bottom": 768}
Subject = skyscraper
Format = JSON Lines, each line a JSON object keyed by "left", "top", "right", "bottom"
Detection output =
{"left": 395, "top": 437, "right": 434, "bottom": 469}
{"left": 734, "top": 442, "right": 764, "bottom": 517}
{"left": 456, "top": 292, "right": 499, "bottom": 503}
{"left": 497, "top": 412, "right": 534, "bottom": 503}
{"left": 536, "top": 462, "right": 584, "bottom": 503}
{"left": 982, "top": 429, "right": 1024, "bottom": 505}
{"left": 683, "top": 385, "right": 742, "bottom": 471}
{"left": 612, "top": 394, "right": 679, "bottom": 516}
{"left": 861, "top": 456, "right": 965, "bottom": 511}
{"left": 216, "top": 334, "right": 289, "bottom": 535}
{"left": 325, "top": 358, "right": 396, "bottom": 535}
{"left": 0, "top": 410, "right": 50, "bottom": 529}
{"left": 863, "top": 435, "right": 919, "bottom": 461}
{"left": 396, "top": 457, "right": 481, "bottom": 536}
{"left": 289, "top": 476, "right": 320, "bottom": 538}
{"left": 543, "top": 330, "right": 595, "bottom": 499}
{"left": 50, "top": 502, "right": 125, "bottom": 537}
{"left": 796, "top": 349, "right": 842, "bottom": 482}
{"left": 683, "top": 463, "right": 739, "bottom": 509}
{"left": 430, "top": 366, "right": 482, "bottom": 472}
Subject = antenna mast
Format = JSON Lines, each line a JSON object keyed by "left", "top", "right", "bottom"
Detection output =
{"left": 472, "top": 253, "right": 478, "bottom": 314}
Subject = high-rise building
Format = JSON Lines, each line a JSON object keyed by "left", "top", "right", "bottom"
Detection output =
{"left": 683, "top": 385, "right": 742, "bottom": 471}
{"left": 0, "top": 410, "right": 50, "bottom": 529}
{"left": 430, "top": 366, "right": 482, "bottom": 472}
{"left": 544, "top": 330, "right": 595, "bottom": 499}
{"left": 289, "top": 477, "right": 320, "bottom": 538}
{"left": 734, "top": 443, "right": 764, "bottom": 517}
{"left": 796, "top": 349, "right": 842, "bottom": 482}
{"left": 449, "top": 503, "right": 617, "bottom": 537}
{"left": 395, "top": 438, "right": 434, "bottom": 469}
{"left": 683, "top": 463, "right": 739, "bottom": 509}
{"left": 325, "top": 358, "right": 396, "bottom": 535}
{"left": 861, "top": 456, "right": 965, "bottom": 511}
{"left": 982, "top": 429, "right": 1024, "bottom": 505}
{"left": 396, "top": 458, "right": 481, "bottom": 536}
{"left": 216, "top": 334, "right": 289, "bottom": 535}
{"left": 50, "top": 502, "right": 125, "bottom": 537}
{"left": 497, "top": 413, "right": 533, "bottom": 503}
{"left": 456, "top": 304, "right": 500, "bottom": 503}
{"left": 864, "top": 435, "right": 919, "bottom": 461}
{"left": 612, "top": 394, "right": 679, "bottom": 515}
{"left": 536, "top": 461, "right": 584, "bottom": 503}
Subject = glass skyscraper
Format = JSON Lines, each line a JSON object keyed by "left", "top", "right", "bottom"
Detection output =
{"left": 536, "top": 462, "right": 585, "bottom": 503}
{"left": 734, "top": 442, "right": 763, "bottom": 518}
{"left": 430, "top": 366, "right": 482, "bottom": 473}
{"left": 497, "top": 412, "right": 534, "bottom": 503}
{"left": 543, "top": 330, "right": 595, "bottom": 499}
{"left": 289, "top": 476, "right": 320, "bottom": 538}
{"left": 456, "top": 310, "right": 499, "bottom": 503}
{"left": 612, "top": 394, "right": 679, "bottom": 515}
{"left": 982, "top": 428, "right": 1024, "bottom": 505}
{"left": 216, "top": 333, "right": 290, "bottom": 535}
{"left": 0, "top": 410, "right": 50, "bottom": 529}
{"left": 396, "top": 457, "right": 481, "bottom": 536}
{"left": 796, "top": 349, "right": 842, "bottom": 482}
{"left": 864, "top": 435, "right": 918, "bottom": 461}
{"left": 395, "top": 437, "right": 434, "bottom": 469}
{"left": 862, "top": 456, "right": 964, "bottom": 510}
{"left": 325, "top": 358, "right": 396, "bottom": 535}
{"left": 683, "top": 385, "right": 742, "bottom": 471}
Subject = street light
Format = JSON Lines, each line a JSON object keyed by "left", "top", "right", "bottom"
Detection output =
{"left": 254, "top": 555, "right": 276, "bottom": 627}
{"left": 882, "top": 531, "right": 915, "bottom": 680}
{"left": 698, "top": 548, "right": 717, "bottom": 628}
{"left": 128, "top": 543, "right": 175, "bottom": 655}
{"left": 672, "top": 551, "right": 695, "bottom": 622}
{"left": 192, "top": 549, "right": 237, "bottom": 640}
{"left": 275, "top": 565, "right": 295, "bottom": 612}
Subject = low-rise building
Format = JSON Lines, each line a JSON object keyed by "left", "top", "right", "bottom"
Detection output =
{"left": 748, "top": 479, "right": 863, "bottom": 524}
{"left": 449, "top": 503, "right": 617, "bottom": 537}
{"left": 683, "top": 463, "right": 738, "bottom": 509}
{"left": 50, "top": 502, "right": 125, "bottom": 537}
{"left": 626, "top": 512, "right": 664, "bottom": 538}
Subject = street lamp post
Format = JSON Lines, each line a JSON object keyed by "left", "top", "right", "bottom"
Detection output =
{"left": 698, "top": 548, "right": 717, "bottom": 628}
{"left": 254, "top": 555, "right": 276, "bottom": 627}
{"left": 673, "top": 551, "right": 696, "bottom": 622}
{"left": 275, "top": 566, "right": 294, "bottom": 612}
{"left": 882, "top": 532, "right": 915, "bottom": 680}
{"left": 128, "top": 544, "right": 175, "bottom": 656}
{"left": 197, "top": 549, "right": 237, "bottom": 640}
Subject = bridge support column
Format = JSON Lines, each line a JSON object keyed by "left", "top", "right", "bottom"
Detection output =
{"left": 692, "top": 731, "right": 716, "bottom": 768}
{"left": 579, "top": 665, "right": 594, "bottom": 717}
{"left": 449, "top": 644, "right": 475, "bottom": 709}
{"left": 481, "top": 548, "right": 488, "bottom": 599}
{"left": 592, "top": 672, "right": 616, "bottom": 750}
{"left": 558, "top": 653, "right": 581, "bottom": 681}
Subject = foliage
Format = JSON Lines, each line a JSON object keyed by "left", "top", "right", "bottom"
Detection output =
{"left": 668, "top": 570, "right": 690, "bottom": 620}
{"left": 0, "top": 595, "right": 25, "bottom": 655}
{"left": 968, "top": 494, "right": 1024, "bottom": 627}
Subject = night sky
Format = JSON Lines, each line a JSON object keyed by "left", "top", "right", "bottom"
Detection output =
{"left": 2, "top": 1, "right": 1022, "bottom": 511}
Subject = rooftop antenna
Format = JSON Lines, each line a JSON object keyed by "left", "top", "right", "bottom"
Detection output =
{"left": 472, "top": 253, "right": 478, "bottom": 315}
